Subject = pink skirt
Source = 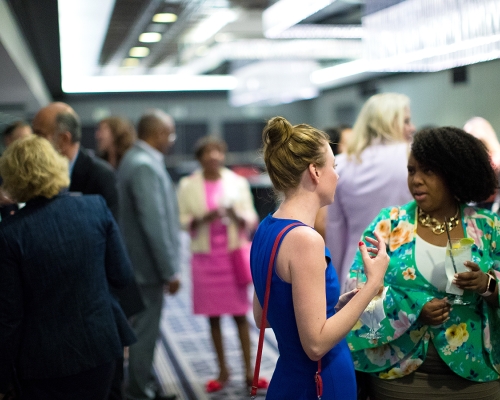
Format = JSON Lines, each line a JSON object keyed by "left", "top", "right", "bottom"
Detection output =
{"left": 191, "top": 251, "right": 250, "bottom": 316}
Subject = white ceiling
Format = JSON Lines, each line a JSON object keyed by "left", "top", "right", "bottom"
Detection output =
{"left": 1, "top": 0, "right": 500, "bottom": 115}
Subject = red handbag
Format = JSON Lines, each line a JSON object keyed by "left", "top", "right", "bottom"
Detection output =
{"left": 232, "top": 240, "right": 253, "bottom": 286}
{"left": 251, "top": 222, "right": 323, "bottom": 399}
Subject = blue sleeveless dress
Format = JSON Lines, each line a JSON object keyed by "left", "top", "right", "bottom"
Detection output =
{"left": 251, "top": 215, "right": 356, "bottom": 399}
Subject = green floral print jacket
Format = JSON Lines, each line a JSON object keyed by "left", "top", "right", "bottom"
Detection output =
{"left": 346, "top": 200, "right": 500, "bottom": 382}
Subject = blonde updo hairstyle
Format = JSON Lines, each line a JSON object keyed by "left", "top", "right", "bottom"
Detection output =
{"left": 0, "top": 135, "right": 69, "bottom": 202}
{"left": 263, "top": 116, "right": 330, "bottom": 193}
{"left": 346, "top": 92, "right": 410, "bottom": 159}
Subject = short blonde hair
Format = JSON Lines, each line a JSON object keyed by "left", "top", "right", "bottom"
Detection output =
{"left": 346, "top": 93, "right": 410, "bottom": 159}
{"left": 0, "top": 135, "right": 70, "bottom": 202}
{"left": 262, "top": 116, "right": 329, "bottom": 193}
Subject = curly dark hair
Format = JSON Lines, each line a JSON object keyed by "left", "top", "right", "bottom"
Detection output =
{"left": 411, "top": 126, "right": 498, "bottom": 203}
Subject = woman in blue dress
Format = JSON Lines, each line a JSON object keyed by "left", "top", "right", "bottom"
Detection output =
{"left": 251, "top": 116, "right": 389, "bottom": 399}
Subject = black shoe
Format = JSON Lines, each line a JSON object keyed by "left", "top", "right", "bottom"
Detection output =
{"left": 154, "top": 394, "right": 176, "bottom": 400}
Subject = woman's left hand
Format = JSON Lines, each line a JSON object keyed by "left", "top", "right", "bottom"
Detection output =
{"left": 453, "top": 261, "right": 489, "bottom": 294}
{"left": 335, "top": 288, "right": 359, "bottom": 311}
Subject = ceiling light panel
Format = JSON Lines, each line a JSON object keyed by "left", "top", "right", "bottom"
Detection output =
{"left": 62, "top": 75, "right": 237, "bottom": 93}
{"left": 184, "top": 9, "right": 239, "bottom": 43}
{"left": 139, "top": 32, "right": 162, "bottom": 43}
{"left": 129, "top": 47, "right": 150, "bottom": 57}
{"left": 59, "top": 0, "right": 114, "bottom": 77}
{"left": 122, "top": 58, "right": 140, "bottom": 67}
{"left": 179, "top": 39, "right": 362, "bottom": 75}
{"left": 263, "top": 0, "right": 337, "bottom": 38}
{"left": 153, "top": 13, "right": 178, "bottom": 23}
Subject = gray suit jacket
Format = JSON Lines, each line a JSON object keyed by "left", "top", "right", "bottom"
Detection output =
{"left": 117, "top": 141, "right": 180, "bottom": 285}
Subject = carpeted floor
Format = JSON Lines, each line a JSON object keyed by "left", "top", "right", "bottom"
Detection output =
{"left": 150, "top": 233, "right": 278, "bottom": 400}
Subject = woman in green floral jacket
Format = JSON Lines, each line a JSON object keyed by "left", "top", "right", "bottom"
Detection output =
{"left": 347, "top": 127, "right": 500, "bottom": 399}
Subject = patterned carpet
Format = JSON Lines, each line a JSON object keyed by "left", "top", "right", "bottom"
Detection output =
{"left": 151, "top": 233, "right": 278, "bottom": 400}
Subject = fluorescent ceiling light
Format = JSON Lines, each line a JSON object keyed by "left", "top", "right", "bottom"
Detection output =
{"left": 139, "top": 32, "right": 162, "bottom": 43}
{"left": 370, "top": 34, "right": 500, "bottom": 72}
{"left": 310, "top": 60, "right": 368, "bottom": 84}
{"left": 178, "top": 39, "right": 362, "bottom": 75}
{"left": 311, "top": 33, "right": 500, "bottom": 87}
{"left": 263, "top": 0, "right": 336, "bottom": 38}
{"left": 122, "top": 58, "right": 140, "bottom": 67}
{"left": 129, "top": 47, "right": 150, "bottom": 57}
{"left": 62, "top": 75, "right": 237, "bottom": 93}
{"left": 152, "top": 13, "right": 178, "bottom": 23}
{"left": 58, "top": 0, "right": 114, "bottom": 78}
{"left": 184, "top": 9, "right": 239, "bottom": 43}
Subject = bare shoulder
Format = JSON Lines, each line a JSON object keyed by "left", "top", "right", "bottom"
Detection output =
{"left": 277, "top": 225, "right": 325, "bottom": 281}
{"left": 282, "top": 225, "right": 324, "bottom": 253}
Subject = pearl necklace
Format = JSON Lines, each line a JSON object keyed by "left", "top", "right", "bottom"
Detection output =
{"left": 418, "top": 207, "right": 460, "bottom": 235}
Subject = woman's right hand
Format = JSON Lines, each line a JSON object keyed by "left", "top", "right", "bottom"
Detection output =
{"left": 191, "top": 209, "right": 220, "bottom": 229}
{"left": 359, "top": 231, "right": 389, "bottom": 295}
{"left": 204, "top": 209, "right": 221, "bottom": 223}
{"left": 419, "top": 298, "right": 451, "bottom": 325}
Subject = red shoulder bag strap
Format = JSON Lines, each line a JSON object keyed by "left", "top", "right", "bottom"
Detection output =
{"left": 251, "top": 222, "right": 323, "bottom": 399}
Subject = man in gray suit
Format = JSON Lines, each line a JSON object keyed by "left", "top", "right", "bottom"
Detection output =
{"left": 117, "top": 110, "right": 180, "bottom": 400}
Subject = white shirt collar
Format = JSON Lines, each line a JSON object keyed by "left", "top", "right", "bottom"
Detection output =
{"left": 136, "top": 139, "right": 164, "bottom": 164}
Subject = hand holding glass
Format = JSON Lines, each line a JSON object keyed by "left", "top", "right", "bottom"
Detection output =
{"left": 445, "top": 238, "right": 474, "bottom": 305}
{"left": 356, "top": 267, "right": 384, "bottom": 339}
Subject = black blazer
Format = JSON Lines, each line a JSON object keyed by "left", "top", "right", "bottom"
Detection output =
{"left": 69, "top": 148, "right": 144, "bottom": 317}
{"left": 70, "top": 147, "right": 119, "bottom": 219}
{"left": 0, "top": 193, "right": 135, "bottom": 391}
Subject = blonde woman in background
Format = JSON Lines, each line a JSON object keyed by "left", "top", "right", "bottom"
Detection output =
{"left": 325, "top": 93, "right": 415, "bottom": 294}
{"left": 0, "top": 136, "right": 134, "bottom": 399}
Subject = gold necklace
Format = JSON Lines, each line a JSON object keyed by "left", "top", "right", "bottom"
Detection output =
{"left": 418, "top": 207, "right": 460, "bottom": 235}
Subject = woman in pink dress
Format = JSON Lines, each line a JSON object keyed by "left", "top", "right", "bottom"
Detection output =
{"left": 178, "top": 136, "right": 265, "bottom": 392}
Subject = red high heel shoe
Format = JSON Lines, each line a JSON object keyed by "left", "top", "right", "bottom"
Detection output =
{"left": 206, "top": 379, "right": 226, "bottom": 393}
{"left": 248, "top": 377, "right": 269, "bottom": 390}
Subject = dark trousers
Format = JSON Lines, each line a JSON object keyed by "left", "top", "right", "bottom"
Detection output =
{"left": 108, "top": 357, "right": 125, "bottom": 400}
{"left": 126, "top": 284, "right": 164, "bottom": 400}
{"left": 20, "top": 360, "right": 115, "bottom": 400}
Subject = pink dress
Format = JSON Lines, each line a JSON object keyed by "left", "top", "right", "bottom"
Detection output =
{"left": 191, "top": 179, "right": 249, "bottom": 316}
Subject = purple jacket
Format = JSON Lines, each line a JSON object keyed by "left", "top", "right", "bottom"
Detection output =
{"left": 325, "top": 142, "right": 413, "bottom": 293}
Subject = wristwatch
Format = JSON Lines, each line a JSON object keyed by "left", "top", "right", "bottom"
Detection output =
{"left": 480, "top": 272, "right": 497, "bottom": 297}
